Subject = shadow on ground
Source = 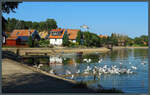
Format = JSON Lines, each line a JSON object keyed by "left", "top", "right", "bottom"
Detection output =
{"left": 2, "top": 72, "right": 95, "bottom": 93}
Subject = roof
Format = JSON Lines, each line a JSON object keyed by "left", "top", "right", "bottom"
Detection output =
{"left": 99, "top": 35, "right": 108, "bottom": 38}
{"left": 50, "top": 29, "right": 62, "bottom": 32}
{"left": 67, "top": 29, "right": 80, "bottom": 40}
{"left": 39, "top": 31, "right": 48, "bottom": 38}
{"left": 49, "top": 29, "right": 66, "bottom": 39}
{"left": 7, "top": 36, "right": 18, "bottom": 40}
{"left": 10, "top": 29, "right": 35, "bottom": 37}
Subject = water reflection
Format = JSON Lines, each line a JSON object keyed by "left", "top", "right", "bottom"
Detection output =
{"left": 23, "top": 48, "right": 148, "bottom": 93}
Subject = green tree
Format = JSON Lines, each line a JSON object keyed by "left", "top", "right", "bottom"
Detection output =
{"left": 45, "top": 19, "right": 57, "bottom": 31}
{"left": 76, "top": 30, "right": 82, "bottom": 45}
{"left": 2, "top": 2, "right": 21, "bottom": 14}
{"left": 2, "top": 2, "right": 21, "bottom": 32}
{"left": 83, "top": 31, "right": 101, "bottom": 47}
{"left": 63, "top": 32, "right": 70, "bottom": 46}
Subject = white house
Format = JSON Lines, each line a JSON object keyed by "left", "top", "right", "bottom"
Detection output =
{"left": 48, "top": 28, "right": 81, "bottom": 46}
{"left": 49, "top": 29, "right": 66, "bottom": 46}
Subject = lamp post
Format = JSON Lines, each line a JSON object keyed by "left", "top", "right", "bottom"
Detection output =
{"left": 80, "top": 24, "right": 89, "bottom": 45}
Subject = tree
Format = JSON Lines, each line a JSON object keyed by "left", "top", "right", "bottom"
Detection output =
{"left": 28, "top": 36, "right": 33, "bottom": 47}
{"left": 76, "top": 30, "right": 82, "bottom": 45}
{"left": 83, "top": 31, "right": 101, "bottom": 47}
{"left": 45, "top": 19, "right": 57, "bottom": 31}
{"left": 63, "top": 32, "right": 70, "bottom": 46}
{"left": 2, "top": 2, "right": 21, "bottom": 32}
{"left": 5, "top": 18, "right": 58, "bottom": 33}
{"left": 2, "top": 2, "right": 20, "bottom": 14}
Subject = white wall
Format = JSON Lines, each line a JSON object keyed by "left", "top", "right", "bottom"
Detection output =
{"left": 50, "top": 39, "right": 62, "bottom": 45}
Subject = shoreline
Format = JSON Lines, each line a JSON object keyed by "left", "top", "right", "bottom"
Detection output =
{"left": 113, "top": 46, "right": 148, "bottom": 49}
{"left": 2, "top": 47, "right": 110, "bottom": 56}
{"left": 2, "top": 46, "right": 148, "bottom": 56}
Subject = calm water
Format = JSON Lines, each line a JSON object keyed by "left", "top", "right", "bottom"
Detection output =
{"left": 23, "top": 48, "right": 148, "bottom": 93}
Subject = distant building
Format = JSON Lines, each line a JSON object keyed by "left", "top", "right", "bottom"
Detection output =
{"left": 99, "top": 34, "right": 108, "bottom": 39}
{"left": 67, "top": 29, "right": 80, "bottom": 43}
{"left": 6, "top": 29, "right": 40, "bottom": 46}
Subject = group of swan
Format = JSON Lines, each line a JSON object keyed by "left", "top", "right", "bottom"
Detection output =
{"left": 82, "top": 65, "right": 135, "bottom": 75}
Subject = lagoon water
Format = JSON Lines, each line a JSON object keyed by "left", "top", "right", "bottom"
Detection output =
{"left": 23, "top": 48, "right": 148, "bottom": 93}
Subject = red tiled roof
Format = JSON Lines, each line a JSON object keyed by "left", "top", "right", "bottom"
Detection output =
{"left": 10, "top": 29, "right": 35, "bottom": 37}
{"left": 49, "top": 29, "right": 65, "bottom": 39}
{"left": 67, "top": 29, "right": 80, "bottom": 40}
{"left": 51, "top": 29, "right": 62, "bottom": 32}
{"left": 99, "top": 35, "right": 108, "bottom": 38}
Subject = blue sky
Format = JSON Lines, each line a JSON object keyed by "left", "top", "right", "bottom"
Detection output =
{"left": 3, "top": 2, "right": 148, "bottom": 38}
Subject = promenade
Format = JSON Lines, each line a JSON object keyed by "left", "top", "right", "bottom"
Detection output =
{"left": 2, "top": 59, "right": 94, "bottom": 93}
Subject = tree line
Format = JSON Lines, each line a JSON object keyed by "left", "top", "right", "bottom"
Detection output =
{"left": 5, "top": 18, "right": 58, "bottom": 33}
{"left": 63, "top": 31, "right": 148, "bottom": 48}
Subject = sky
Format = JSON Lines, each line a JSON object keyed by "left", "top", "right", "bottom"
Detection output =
{"left": 3, "top": 2, "right": 148, "bottom": 38}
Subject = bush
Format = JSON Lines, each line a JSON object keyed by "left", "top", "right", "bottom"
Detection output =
{"left": 38, "top": 39, "right": 50, "bottom": 47}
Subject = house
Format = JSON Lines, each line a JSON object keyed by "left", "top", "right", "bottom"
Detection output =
{"left": 49, "top": 29, "right": 66, "bottom": 46}
{"left": 39, "top": 31, "right": 49, "bottom": 39}
{"left": 67, "top": 29, "right": 80, "bottom": 43}
{"left": 99, "top": 34, "right": 108, "bottom": 39}
{"left": 48, "top": 28, "right": 81, "bottom": 46}
{"left": 6, "top": 29, "right": 40, "bottom": 46}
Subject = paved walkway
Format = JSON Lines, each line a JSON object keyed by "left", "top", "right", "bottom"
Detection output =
{"left": 2, "top": 59, "right": 94, "bottom": 93}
